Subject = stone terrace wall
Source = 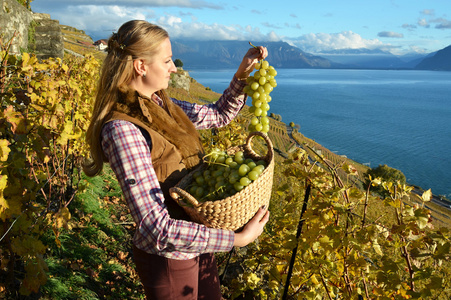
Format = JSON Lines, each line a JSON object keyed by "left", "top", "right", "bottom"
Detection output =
{"left": 33, "top": 13, "right": 63, "bottom": 60}
{"left": 0, "top": 0, "right": 63, "bottom": 59}
{"left": 0, "top": 0, "right": 32, "bottom": 54}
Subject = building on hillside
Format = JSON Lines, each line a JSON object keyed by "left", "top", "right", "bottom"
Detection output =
{"left": 94, "top": 39, "right": 108, "bottom": 51}
{"left": 78, "top": 40, "right": 95, "bottom": 48}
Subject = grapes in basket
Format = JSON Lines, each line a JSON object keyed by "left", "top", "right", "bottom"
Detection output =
{"left": 188, "top": 148, "right": 267, "bottom": 202}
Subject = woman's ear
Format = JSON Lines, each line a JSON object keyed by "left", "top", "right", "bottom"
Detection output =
{"left": 133, "top": 59, "right": 146, "bottom": 77}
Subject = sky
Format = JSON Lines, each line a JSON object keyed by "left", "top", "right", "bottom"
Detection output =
{"left": 30, "top": 0, "right": 451, "bottom": 56}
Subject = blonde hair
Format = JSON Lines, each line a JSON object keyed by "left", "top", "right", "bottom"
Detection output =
{"left": 83, "top": 20, "right": 170, "bottom": 176}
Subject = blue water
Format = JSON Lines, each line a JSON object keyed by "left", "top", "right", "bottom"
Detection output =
{"left": 188, "top": 68, "right": 451, "bottom": 198}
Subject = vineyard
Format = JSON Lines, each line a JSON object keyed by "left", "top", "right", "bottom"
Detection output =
{"left": 0, "top": 43, "right": 450, "bottom": 299}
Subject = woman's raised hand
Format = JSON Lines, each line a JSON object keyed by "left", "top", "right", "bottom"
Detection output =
{"left": 235, "top": 45, "right": 268, "bottom": 81}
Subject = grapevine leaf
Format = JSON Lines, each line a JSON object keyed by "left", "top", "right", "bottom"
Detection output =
{"left": 421, "top": 189, "right": 432, "bottom": 202}
{"left": 0, "top": 139, "right": 11, "bottom": 161}
{"left": 11, "top": 235, "right": 46, "bottom": 256}
{"left": 3, "top": 106, "right": 27, "bottom": 134}
{"left": 55, "top": 207, "right": 71, "bottom": 229}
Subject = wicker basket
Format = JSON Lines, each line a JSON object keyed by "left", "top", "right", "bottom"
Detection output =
{"left": 169, "top": 131, "right": 274, "bottom": 231}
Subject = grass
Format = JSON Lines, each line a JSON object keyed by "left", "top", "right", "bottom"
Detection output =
{"left": 41, "top": 166, "right": 144, "bottom": 300}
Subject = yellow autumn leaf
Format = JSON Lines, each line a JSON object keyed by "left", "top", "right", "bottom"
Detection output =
{"left": 422, "top": 189, "right": 432, "bottom": 202}
{"left": 0, "top": 139, "right": 11, "bottom": 162}
{"left": 11, "top": 235, "right": 47, "bottom": 256}
{"left": 55, "top": 207, "right": 71, "bottom": 229}
{"left": 0, "top": 175, "right": 8, "bottom": 220}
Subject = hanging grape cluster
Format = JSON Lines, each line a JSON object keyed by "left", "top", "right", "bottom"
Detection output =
{"left": 188, "top": 149, "right": 267, "bottom": 202}
{"left": 243, "top": 59, "right": 278, "bottom": 133}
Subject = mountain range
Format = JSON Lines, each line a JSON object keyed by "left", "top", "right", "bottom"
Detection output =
{"left": 171, "top": 40, "right": 451, "bottom": 71}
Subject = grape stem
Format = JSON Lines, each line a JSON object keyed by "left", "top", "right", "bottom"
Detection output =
{"left": 249, "top": 41, "right": 263, "bottom": 62}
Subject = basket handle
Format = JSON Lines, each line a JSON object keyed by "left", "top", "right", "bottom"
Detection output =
{"left": 169, "top": 186, "right": 200, "bottom": 207}
{"left": 245, "top": 131, "right": 274, "bottom": 162}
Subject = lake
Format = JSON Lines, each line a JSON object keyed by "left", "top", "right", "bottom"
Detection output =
{"left": 188, "top": 68, "right": 451, "bottom": 198}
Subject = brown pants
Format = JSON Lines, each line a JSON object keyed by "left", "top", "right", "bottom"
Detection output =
{"left": 133, "top": 246, "right": 222, "bottom": 300}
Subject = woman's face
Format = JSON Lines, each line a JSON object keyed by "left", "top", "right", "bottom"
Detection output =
{"left": 139, "top": 37, "right": 177, "bottom": 96}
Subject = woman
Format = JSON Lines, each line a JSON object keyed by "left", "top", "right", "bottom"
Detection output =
{"left": 83, "top": 20, "right": 269, "bottom": 299}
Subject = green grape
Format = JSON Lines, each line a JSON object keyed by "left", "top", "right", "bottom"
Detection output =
{"left": 254, "top": 100, "right": 262, "bottom": 108}
{"left": 253, "top": 165, "right": 265, "bottom": 174}
{"left": 252, "top": 92, "right": 260, "bottom": 101}
{"left": 195, "top": 176, "right": 205, "bottom": 185}
{"left": 190, "top": 185, "right": 198, "bottom": 195}
{"left": 240, "top": 177, "right": 251, "bottom": 186}
{"left": 195, "top": 187, "right": 204, "bottom": 198}
{"left": 208, "top": 177, "right": 216, "bottom": 187}
{"left": 255, "top": 123, "right": 263, "bottom": 131}
{"left": 217, "top": 155, "right": 226, "bottom": 163}
{"left": 254, "top": 107, "right": 262, "bottom": 117}
{"left": 225, "top": 157, "right": 234, "bottom": 165}
{"left": 259, "top": 76, "right": 267, "bottom": 85}
{"left": 261, "top": 116, "right": 269, "bottom": 125}
{"left": 268, "top": 67, "right": 277, "bottom": 76}
{"left": 251, "top": 82, "right": 259, "bottom": 90}
{"left": 238, "top": 164, "right": 250, "bottom": 176}
{"left": 244, "top": 158, "right": 254, "bottom": 164}
{"left": 251, "top": 117, "right": 259, "bottom": 126}
{"left": 215, "top": 181, "right": 226, "bottom": 190}
{"left": 229, "top": 161, "right": 239, "bottom": 169}
{"left": 264, "top": 83, "right": 273, "bottom": 93}
{"left": 248, "top": 171, "right": 259, "bottom": 181}
{"left": 257, "top": 160, "right": 267, "bottom": 166}
{"left": 247, "top": 161, "right": 257, "bottom": 169}
{"left": 234, "top": 151, "right": 244, "bottom": 164}
{"left": 261, "top": 102, "right": 270, "bottom": 111}
{"left": 234, "top": 182, "right": 244, "bottom": 192}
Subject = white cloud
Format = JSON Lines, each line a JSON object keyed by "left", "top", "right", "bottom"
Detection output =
{"left": 418, "top": 18, "right": 430, "bottom": 28}
{"left": 402, "top": 23, "right": 417, "bottom": 31}
{"left": 378, "top": 31, "right": 404, "bottom": 38}
{"left": 420, "top": 9, "right": 435, "bottom": 16}
{"left": 431, "top": 18, "right": 451, "bottom": 29}
{"left": 58, "top": 5, "right": 147, "bottom": 37}
{"left": 289, "top": 31, "right": 386, "bottom": 53}
{"left": 33, "top": 0, "right": 223, "bottom": 9}
{"left": 154, "top": 16, "right": 282, "bottom": 41}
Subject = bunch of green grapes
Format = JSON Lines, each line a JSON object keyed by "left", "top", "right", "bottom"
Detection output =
{"left": 188, "top": 149, "right": 267, "bottom": 202}
{"left": 243, "top": 59, "right": 278, "bottom": 133}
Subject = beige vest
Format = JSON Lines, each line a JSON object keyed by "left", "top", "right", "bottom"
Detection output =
{"left": 105, "top": 88, "right": 204, "bottom": 219}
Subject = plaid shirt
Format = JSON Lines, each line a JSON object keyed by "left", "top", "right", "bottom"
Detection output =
{"left": 101, "top": 76, "right": 247, "bottom": 259}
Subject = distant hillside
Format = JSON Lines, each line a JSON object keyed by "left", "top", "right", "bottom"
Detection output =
{"left": 415, "top": 45, "right": 451, "bottom": 71}
{"left": 171, "top": 40, "right": 342, "bottom": 69}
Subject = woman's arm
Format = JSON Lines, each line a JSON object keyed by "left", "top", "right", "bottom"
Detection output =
{"left": 173, "top": 46, "right": 268, "bottom": 130}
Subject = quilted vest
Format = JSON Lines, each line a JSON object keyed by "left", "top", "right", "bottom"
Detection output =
{"left": 104, "top": 87, "right": 204, "bottom": 219}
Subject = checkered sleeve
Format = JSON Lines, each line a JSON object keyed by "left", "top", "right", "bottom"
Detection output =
{"left": 172, "top": 75, "right": 248, "bottom": 129}
{"left": 101, "top": 120, "right": 234, "bottom": 259}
